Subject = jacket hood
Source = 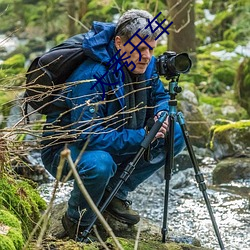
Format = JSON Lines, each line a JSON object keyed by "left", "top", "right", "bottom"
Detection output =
{"left": 82, "top": 21, "right": 116, "bottom": 64}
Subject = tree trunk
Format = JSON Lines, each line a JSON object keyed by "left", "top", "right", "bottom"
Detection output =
{"left": 78, "top": 0, "right": 88, "bottom": 20}
{"left": 67, "top": 0, "right": 77, "bottom": 36}
{"left": 167, "top": 0, "right": 196, "bottom": 62}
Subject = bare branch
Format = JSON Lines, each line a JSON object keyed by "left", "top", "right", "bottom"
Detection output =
{"left": 63, "top": 148, "right": 124, "bottom": 250}
{"left": 68, "top": 14, "right": 90, "bottom": 32}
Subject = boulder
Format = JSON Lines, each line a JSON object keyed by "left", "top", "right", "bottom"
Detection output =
{"left": 179, "top": 100, "right": 211, "bottom": 148}
{"left": 213, "top": 157, "right": 250, "bottom": 184}
{"left": 43, "top": 202, "right": 211, "bottom": 250}
{"left": 209, "top": 120, "right": 250, "bottom": 160}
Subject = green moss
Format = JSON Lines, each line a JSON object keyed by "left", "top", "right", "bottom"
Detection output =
{"left": 218, "top": 40, "right": 237, "bottom": 52}
{"left": 199, "top": 95, "right": 224, "bottom": 107}
{"left": 213, "top": 67, "right": 235, "bottom": 86}
{"left": 0, "top": 175, "right": 46, "bottom": 239}
{"left": 213, "top": 120, "right": 250, "bottom": 133}
{"left": 7, "top": 228, "right": 24, "bottom": 249}
{"left": 106, "top": 237, "right": 207, "bottom": 250}
{"left": 0, "top": 209, "right": 21, "bottom": 229}
{"left": 0, "top": 209, "right": 24, "bottom": 249}
{"left": 0, "top": 235, "right": 16, "bottom": 250}
{"left": 209, "top": 120, "right": 250, "bottom": 151}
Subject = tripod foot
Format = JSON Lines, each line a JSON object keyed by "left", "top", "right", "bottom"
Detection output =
{"left": 161, "top": 227, "right": 168, "bottom": 243}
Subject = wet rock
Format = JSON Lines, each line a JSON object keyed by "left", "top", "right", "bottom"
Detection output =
{"left": 46, "top": 202, "right": 210, "bottom": 250}
{"left": 170, "top": 169, "right": 193, "bottom": 189}
{"left": 12, "top": 150, "right": 51, "bottom": 183}
{"left": 209, "top": 120, "right": 250, "bottom": 160}
{"left": 213, "top": 157, "right": 250, "bottom": 184}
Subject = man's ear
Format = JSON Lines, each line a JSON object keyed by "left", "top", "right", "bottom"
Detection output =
{"left": 115, "top": 36, "right": 122, "bottom": 50}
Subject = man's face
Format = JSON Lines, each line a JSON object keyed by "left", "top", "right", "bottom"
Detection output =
{"left": 115, "top": 36, "right": 157, "bottom": 74}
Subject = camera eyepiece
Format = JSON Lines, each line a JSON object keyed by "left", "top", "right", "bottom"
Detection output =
{"left": 156, "top": 51, "right": 192, "bottom": 79}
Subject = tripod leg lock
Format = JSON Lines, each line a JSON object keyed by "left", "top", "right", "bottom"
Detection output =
{"left": 195, "top": 172, "right": 207, "bottom": 192}
{"left": 120, "top": 162, "right": 135, "bottom": 182}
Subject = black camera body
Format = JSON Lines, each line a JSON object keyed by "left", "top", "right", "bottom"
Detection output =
{"left": 156, "top": 51, "right": 192, "bottom": 79}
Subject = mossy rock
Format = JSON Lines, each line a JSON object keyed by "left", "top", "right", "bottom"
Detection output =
{"left": 0, "top": 209, "right": 24, "bottom": 250}
{"left": 0, "top": 174, "right": 47, "bottom": 239}
{"left": 213, "top": 67, "right": 235, "bottom": 86}
{"left": 213, "top": 157, "right": 250, "bottom": 184}
{"left": 107, "top": 237, "right": 210, "bottom": 250}
{"left": 235, "top": 57, "right": 250, "bottom": 116}
{"left": 28, "top": 237, "right": 211, "bottom": 250}
{"left": 209, "top": 120, "right": 250, "bottom": 160}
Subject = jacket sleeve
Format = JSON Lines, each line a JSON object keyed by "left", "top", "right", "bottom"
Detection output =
{"left": 148, "top": 57, "right": 170, "bottom": 115}
{"left": 65, "top": 61, "right": 146, "bottom": 156}
{"left": 152, "top": 77, "right": 170, "bottom": 116}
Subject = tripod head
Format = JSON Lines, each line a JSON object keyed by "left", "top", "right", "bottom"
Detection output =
{"left": 168, "top": 76, "right": 182, "bottom": 100}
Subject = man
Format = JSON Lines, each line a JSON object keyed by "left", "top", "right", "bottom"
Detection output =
{"left": 41, "top": 9, "right": 185, "bottom": 241}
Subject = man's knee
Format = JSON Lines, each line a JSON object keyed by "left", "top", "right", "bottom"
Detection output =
{"left": 77, "top": 150, "right": 117, "bottom": 181}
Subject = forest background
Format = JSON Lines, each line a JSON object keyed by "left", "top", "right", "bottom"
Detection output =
{"left": 0, "top": 0, "right": 250, "bottom": 126}
{"left": 0, "top": 1, "right": 250, "bottom": 249}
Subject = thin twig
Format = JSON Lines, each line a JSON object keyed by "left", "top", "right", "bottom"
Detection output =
{"left": 62, "top": 148, "right": 124, "bottom": 250}
{"left": 68, "top": 14, "right": 90, "bottom": 31}
{"left": 134, "top": 220, "right": 142, "bottom": 250}
{"left": 93, "top": 225, "right": 110, "bottom": 250}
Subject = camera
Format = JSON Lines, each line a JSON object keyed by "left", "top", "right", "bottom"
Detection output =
{"left": 156, "top": 51, "right": 192, "bottom": 79}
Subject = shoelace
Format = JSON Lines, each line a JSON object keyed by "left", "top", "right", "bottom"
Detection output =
{"left": 123, "top": 199, "right": 132, "bottom": 209}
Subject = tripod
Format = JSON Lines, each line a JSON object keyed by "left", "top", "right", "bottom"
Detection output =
{"left": 162, "top": 77, "right": 225, "bottom": 249}
{"left": 82, "top": 77, "right": 225, "bottom": 250}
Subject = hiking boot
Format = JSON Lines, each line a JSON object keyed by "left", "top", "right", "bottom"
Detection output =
{"left": 61, "top": 213, "right": 97, "bottom": 243}
{"left": 105, "top": 196, "right": 140, "bottom": 225}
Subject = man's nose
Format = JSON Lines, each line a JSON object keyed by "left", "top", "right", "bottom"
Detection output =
{"left": 141, "top": 49, "right": 151, "bottom": 60}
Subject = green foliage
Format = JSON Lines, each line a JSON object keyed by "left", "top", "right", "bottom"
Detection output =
{"left": 154, "top": 44, "right": 167, "bottom": 57}
{"left": 234, "top": 57, "right": 250, "bottom": 116}
{"left": 213, "top": 67, "right": 235, "bottom": 86}
{"left": 0, "top": 175, "right": 47, "bottom": 239}
{"left": 197, "top": 0, "right": 250, "bottom": 46}
{"left": 199, "top": 95, "right": 224, "bottom": 107}
{"left": 1, "top": 54, "right": 25, "bottom": 69}
{"left": 0, "top": 54, "right": 26, "bottom": 85}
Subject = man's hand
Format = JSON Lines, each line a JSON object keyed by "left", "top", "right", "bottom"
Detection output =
{"left": 154, "top": 111, "right": 169, "bottom": 139}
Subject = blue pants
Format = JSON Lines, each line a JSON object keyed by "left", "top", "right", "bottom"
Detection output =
{"left": 41, "top": 123, "right": 185, "bottom": 226}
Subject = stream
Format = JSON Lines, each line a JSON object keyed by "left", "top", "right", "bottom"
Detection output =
{"left": 38, "top": 155, "right": 250, "bottom": 250}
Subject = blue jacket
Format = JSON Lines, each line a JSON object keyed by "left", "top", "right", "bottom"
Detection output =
{"left": 44, "top": 21, "right": 170, "bottom": 156}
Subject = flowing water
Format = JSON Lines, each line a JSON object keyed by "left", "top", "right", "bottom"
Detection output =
{"left": 38, "top": 156, "right": 250, "bottom": 250}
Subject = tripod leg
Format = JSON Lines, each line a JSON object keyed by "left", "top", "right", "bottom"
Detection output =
{"left": 177, "top": 112, "right": 225, "bottom": 250}
{"left": 162, "top": 114, "right": 175, "bottom": 243}
{"left": 81, "top": 112, "right": 168, "bottom": 240}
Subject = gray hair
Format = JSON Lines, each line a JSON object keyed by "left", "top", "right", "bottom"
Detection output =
{"left": 115, "top": 9, "right": 161, "bottom": 41}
